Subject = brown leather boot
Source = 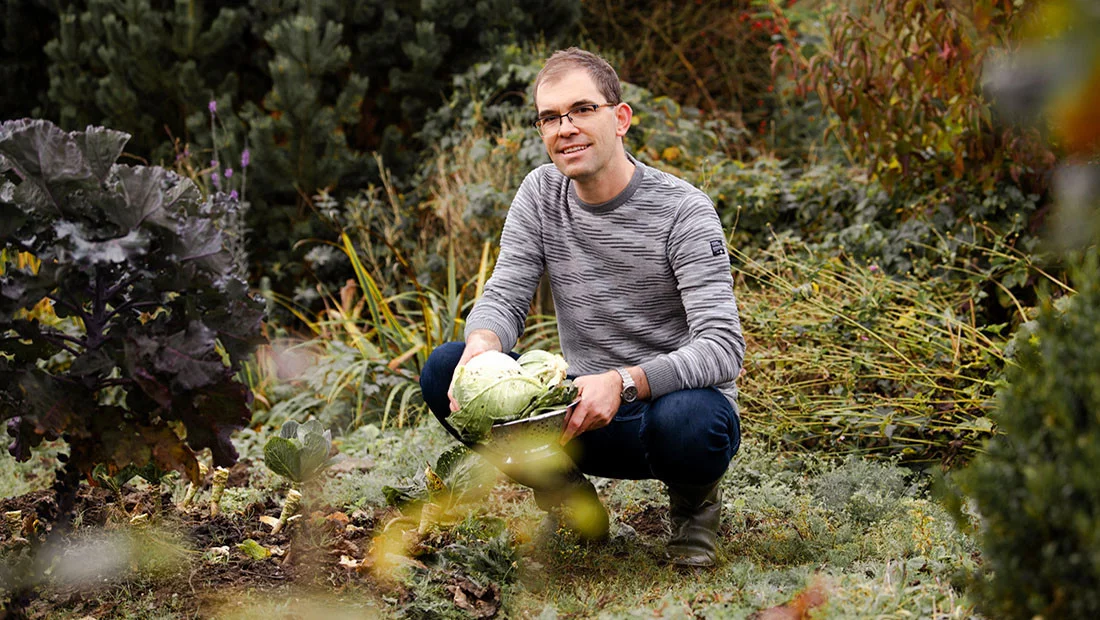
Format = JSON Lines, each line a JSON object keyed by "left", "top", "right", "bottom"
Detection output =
{"left": 665, "top": 479, "right": 723, "bottom": 567}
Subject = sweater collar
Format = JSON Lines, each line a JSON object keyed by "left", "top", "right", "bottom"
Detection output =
{"left": 568, "top": 153, "right": 645, "bottom": 214}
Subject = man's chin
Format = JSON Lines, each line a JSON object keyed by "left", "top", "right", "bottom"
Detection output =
{"left": 553, "top": 160, "right": 595, "bottom": 182}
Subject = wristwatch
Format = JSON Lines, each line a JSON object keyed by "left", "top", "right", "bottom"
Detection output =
{"left": 615, "top": 367, "right": 638, "bottom": 403}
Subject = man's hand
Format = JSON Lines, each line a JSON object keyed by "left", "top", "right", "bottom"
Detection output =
{"left": 448, "top": 330, "right": 502, "bottom": 412}
{"left": 561, "top": 370, "right": 623, "bottom": 444}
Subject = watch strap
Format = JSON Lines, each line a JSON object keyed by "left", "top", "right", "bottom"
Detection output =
{"left": 615, "top": 367, "right": 637, "bottom": 401}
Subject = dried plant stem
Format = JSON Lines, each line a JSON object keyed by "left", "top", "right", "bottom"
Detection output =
{"left": 209, "top": 467, "right": 229, "bottom": 517}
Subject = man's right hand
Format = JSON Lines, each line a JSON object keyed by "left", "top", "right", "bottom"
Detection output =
{"left": 448, "top": 329, "right": 503, "bottom": 412}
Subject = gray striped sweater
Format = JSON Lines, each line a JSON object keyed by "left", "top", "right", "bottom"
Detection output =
{"left": 465, "top": 157, "right": 745, "bottom": 412}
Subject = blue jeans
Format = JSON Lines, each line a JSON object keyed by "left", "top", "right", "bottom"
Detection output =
{"left": 419, "top": 342, "right": 740, "bottom": 486}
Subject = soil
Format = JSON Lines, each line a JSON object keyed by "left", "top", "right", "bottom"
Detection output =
{"left": 2, "top": 480, "right": 723, "bottom": 618}
{"left": 623, "top": 503, "right": 669, "bottom": 539}
{"left": 0, "top": 484, "right": 394, "bottom": 619}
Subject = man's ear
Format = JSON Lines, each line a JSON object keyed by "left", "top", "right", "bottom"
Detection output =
{"left": 615, "top": 102, "right": 633, "bottom": 137}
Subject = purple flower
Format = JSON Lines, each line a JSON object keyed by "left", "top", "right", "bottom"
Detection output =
{"left": 210, "top": 159, "right": 218, "bottom": 169}
{"left": 869, "top": 264, "right": 880, "bottom": 273}
{"left": 229, "top": 190, "right": 239, "bottom": 200}
{"left": 208, "top": 100, "right": 217, "bottom": 114}
{"left": 224, "top": 168, "right": 233, "bottom": 178}
{"left": 211, "top": 172, "right": 221, "bottom": 189}
{"left": 240, "top": 149, "right": 250, "bottom": 168}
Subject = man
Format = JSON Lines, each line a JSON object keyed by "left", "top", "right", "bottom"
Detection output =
{"left": 419, "top": 48, "right": 744, "bottom": 567}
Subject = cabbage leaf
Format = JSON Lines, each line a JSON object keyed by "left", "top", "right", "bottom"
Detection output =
{"left": 449, "top": 349, "right": 576, "bottom": 443}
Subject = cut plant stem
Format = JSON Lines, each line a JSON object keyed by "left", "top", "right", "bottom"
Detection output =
{"left": 5, "top": 510, "right": 22, "bottom": 538}
{"left": 271, "top": 488, "right": 302, "bottom": 536}
{"left": 179, "top": 462, "right": 210, "bottom": 509}
{"left": 209, "top": 467, "right": 229, "bottom": 517}
{"left": 418, "top": 502, "right": 442, "bottom": 535}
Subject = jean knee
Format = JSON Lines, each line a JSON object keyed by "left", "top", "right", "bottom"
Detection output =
{"left": 642, "top": 389, "right": 738, "bottom": 484}
{"left": 420, "top": 341, "right": 465, "bottom": 420}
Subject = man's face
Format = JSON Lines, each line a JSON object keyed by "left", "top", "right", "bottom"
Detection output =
{"left": 535, "top": 69, "right": 627, "bottom": 184}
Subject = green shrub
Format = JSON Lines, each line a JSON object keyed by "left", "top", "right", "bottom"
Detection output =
{"left": 34, "top": 0, "right": 580, "bottom": 299}
{"left": 580, "top": 0, "right": 775, "bottom": 133}
{"left": 948, "top": 250, "right": 1100, "bottom": 618}
{"left": 772, "top": 0, "right": 1055, "bottom": 195}
{"left": 0, "top": 119, "right": 265, "bottom": 492}
{"left": 810, "top": 456, "right": 911, "bottom": 526}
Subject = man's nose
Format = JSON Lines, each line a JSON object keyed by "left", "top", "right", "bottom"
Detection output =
{"left": 557, "top": 115, "right": 580, "bottom": 136}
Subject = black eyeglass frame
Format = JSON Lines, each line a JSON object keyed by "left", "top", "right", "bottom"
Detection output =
{"left": 532, "top": 102, "right": 619, "bottom": 134}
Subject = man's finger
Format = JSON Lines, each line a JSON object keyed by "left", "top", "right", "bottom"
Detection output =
{"left": 560, "top": 405, "right": 586, "bottom": 445}
{"left": 448, "top": 389, "right": 459, "bottom": 412}
{"left": 586, "top": 411, "right": 609, "bottom": 432}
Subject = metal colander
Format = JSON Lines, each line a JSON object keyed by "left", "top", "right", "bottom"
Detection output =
{"left": 480, "top": 400, "right": 578, "bottom": 465}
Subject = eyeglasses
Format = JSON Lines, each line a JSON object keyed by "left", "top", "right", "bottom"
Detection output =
{"left": 533, "top": 103, "right": 617, "bottom": 135}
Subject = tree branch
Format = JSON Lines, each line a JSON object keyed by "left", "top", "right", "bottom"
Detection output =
{"left": 31, "top": 332, "right": 81, "bottom": 357}
{"left": 47, "top": 294, "right": 89, "bottom": 322}
{"left": 107, "top": 301, "right": 163, "bottom": 321}
{"left": 104, "top": 274, "right": 141, "bottom": 300}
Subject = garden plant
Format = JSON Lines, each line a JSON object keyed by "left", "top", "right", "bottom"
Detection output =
{"left": 1, "top": 0, "right": 1098, "bottom": 617}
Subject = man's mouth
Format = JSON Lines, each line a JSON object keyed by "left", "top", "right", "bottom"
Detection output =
{"left": 561, "top": 145, "right": 588, "bottom": 155}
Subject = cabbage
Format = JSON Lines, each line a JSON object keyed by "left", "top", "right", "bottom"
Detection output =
{"left": 449, "top": 350, "right": 576, "bottom": 443}
{"left": 517, "top": 349, "right": 569, "bottom": 386}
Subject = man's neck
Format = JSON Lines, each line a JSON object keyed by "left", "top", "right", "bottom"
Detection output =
{"left": 574, "top": 152, "right": 636, "bottom": 204}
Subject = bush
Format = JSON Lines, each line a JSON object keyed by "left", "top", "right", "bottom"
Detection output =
{"left": 33, "top": 0, "right": 580, "bottom": 298}
{"left": 580, "top": 0, "right": 775, "bottom": 134}
{"left": 0, "top": 119, "right": 265, "bottom": 491}
{"left": 772, "top": 0, "right": 1055, "bottom": 194}
{"left": 735, "top": 240, "right": 1008, "bottom": 463}
{"left": 948, "top": 250, "right": 1100, "bottom": 618}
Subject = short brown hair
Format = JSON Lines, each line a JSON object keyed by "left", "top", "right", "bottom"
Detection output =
{"left": 533, "top": 47, "right": 622, "bottom": 109}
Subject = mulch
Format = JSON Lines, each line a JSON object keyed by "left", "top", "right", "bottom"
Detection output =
{"left": 0, "top": 483, "right": 393, "bottom": 619}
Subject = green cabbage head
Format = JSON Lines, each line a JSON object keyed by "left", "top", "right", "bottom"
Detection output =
{"left": 449, "top": 351, "right": 552, "bottom": 442}
{"left": 517, "top": 349, "right": 570, "bottom": 386}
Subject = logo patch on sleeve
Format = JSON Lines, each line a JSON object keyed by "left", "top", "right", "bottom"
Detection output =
{"left": 709, "top": 240, "right": 725, "bottom": 257}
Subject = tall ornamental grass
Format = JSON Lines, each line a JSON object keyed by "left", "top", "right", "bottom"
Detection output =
{"left": 735, "top": 238, "right": 1017, "bottom": 463}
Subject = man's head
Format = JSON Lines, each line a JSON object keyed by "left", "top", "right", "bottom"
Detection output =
{"left": 533, "top": 48, "right": 633, "bottom": 197}
{"left": 533, "top": 48, "right": 622, "bottom": 110}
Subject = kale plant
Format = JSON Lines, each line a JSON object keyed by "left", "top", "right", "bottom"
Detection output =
{"left": 0, "top": 119, "right": 266, "bottom": 495}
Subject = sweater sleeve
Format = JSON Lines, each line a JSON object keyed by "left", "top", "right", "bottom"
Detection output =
{"left": 463, "top": 169, "right": 546, "bottom": 352}
{"left": 638, "top": 193, "right": 745, "bottom": 398}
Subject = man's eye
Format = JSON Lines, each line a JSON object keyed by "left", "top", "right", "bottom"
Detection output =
{"left": 573, "top": 105, "right": 599, "bottom": 116}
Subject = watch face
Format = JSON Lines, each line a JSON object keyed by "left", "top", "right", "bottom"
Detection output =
{"left": 622, "top": 385, "right": 638, "bottom": 401}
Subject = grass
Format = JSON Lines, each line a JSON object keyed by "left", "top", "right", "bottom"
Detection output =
{"left": 0, "top": 440, "right": 63, "bottom": 499}
{"left": 337, "top": 419, "right": 979, "bottom": 618}
{"left": 2, "top": 416, "right": 982, "bottom": 618}
{"left": 734, "top": 238, "right": 1010, "bottom": 463}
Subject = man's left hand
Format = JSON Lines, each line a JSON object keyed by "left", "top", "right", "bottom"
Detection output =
{"left": 561, "top": 370, "right": 622, "bottom": 444}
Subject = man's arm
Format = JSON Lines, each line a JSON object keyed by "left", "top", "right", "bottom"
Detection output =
{"left": 637, "top": 194, "right": 744, "bottom": 398}
{"left": 450, "top": 170, "right": 547, "bottom": 411}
